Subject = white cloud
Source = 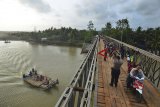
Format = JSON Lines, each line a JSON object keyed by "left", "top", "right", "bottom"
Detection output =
{"left": 0, "top": 0, "right": 160, "bottom": 31}
{"left": 18, "top": 0, "right": 51, "bottom": 13}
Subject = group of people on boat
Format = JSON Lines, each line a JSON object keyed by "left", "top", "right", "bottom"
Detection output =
{"left": 29, "top": 68, "right": 37, "bottom": 76}
{"left": 23, "top": 68, "right": 50, "bottom": 85}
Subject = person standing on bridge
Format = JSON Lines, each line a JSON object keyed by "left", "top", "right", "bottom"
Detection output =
{"left": 110, "top": 55, "right": 123, "bottom": 87}
{"left": 120, "top": 45, "right": 125, "bottom": 59}
{"left": 104, "top": 41, "right": 108, "bottom": 61}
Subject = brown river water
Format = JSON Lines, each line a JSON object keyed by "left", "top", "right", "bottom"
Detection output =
{"left": 0, "top": 41, "right": 85, "bottom": 107}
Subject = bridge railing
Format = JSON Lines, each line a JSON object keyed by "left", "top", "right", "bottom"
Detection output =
{"left": 55, "top": 37, "right": 99, "bottom": 107}
{"left": 105, "top": 36, "right": 160, "bottom": 91}
{"left": 80, "top": 40, "right": 98, "bottom": 107}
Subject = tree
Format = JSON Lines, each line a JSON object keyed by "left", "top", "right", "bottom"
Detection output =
{"left": 68, "top": 30, "right": 75, "bottom": 42}
{"left": 150, "top": 30, "right": 160, "bottom": 54}
{"left": 84, "top": 20, "right": 95, "bottom": 42}
{"left": 105, "top": 22, "right": 112, "bottom": 36}
{"left": 87, "top": 20, "right": 94, "bottom": 31}
{"left": 136, "top": 26, "right": 142, "bottom": 33}
{"left": 105, "top": 22, "right": 112, "bottom": 29}
{"left": 116, "top": 18, "right": 129, "bottom": 30}
{"left": 116, "top": 18, "right": 130, "bottom": 42}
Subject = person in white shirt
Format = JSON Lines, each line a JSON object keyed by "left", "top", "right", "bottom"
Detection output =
{"left": 126, "top": 65, "right": 145, "bottom": 88}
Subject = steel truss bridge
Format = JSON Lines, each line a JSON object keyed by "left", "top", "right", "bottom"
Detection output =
{"left": 55, "top": 36, "right": 160, "bottom": 107}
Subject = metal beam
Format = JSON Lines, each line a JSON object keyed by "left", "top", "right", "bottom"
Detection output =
{"left": 55, "top": 37, "right": 99, "bottom": 107}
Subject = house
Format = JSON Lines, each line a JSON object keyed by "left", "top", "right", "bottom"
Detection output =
{"left": 41, "top": 38, "right": 47, "bottom": 41}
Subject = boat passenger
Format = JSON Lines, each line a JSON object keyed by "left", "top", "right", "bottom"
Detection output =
{"left": 31, "top": 68, "right": 35, "bottom": 74}
{"left": 32, "top": 68, "right": 34, "bottom": 72}
{"left": 35, "top": 70, "right": 37, "bottom": 75}
{"left": 29, "top": 71, "right": 32, "bottom": 76}
{"left": 44, "top": 78, "right": 49, "bottom": 85}
{"left": 23, "top": 74, "right": 26, "bottom": 78}
{"left": 46, "top": 80, "right": 49, "bottom": 85}
{"left": 56, "top": 79, "right": 59, "bottom": 84}
{"left": 40, "top": 75, "right": 44, "bottom": 81}
{"left": 36, "top": 75, "right": 40, "bottom": 81}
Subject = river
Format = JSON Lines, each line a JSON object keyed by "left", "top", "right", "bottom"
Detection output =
{"left": 0, "top": 41, "right": 85, "bottom": 107}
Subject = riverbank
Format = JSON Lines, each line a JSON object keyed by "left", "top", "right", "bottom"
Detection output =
{"left": 21, "top": 39, "right": 83, "bottom": 48}
{"left": 0, "top": 38, "right": 83, "bottom": 47}
{"left": 0, "top": 32, "right": 84, "bottom": 47}
{"left": 37, "top": 40, "right": 83, "bottom": 47}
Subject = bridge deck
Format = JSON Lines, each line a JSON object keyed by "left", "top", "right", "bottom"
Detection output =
{"left": 96, "top": 39, "right": 148, "bottom": 107}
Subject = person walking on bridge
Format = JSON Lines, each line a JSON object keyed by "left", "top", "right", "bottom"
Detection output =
{"left": 120, "top": 45, "right": 125, "bottom": 59}
{"left": 110, "top": 55, "right": 123, "bottom": 87}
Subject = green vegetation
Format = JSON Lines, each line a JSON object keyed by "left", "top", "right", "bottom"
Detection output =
{"left": 101, "top": 18, "right": 160, "bottom": 55}
{"left": 1, "top": 19, "right": 159, "bottom": 55}
{"left": 9, "top": 21, "right": 98, "bottom": 46}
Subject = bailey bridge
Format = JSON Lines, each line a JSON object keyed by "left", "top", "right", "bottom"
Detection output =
{"left": 55, "top": 36, "right": 160, "bottom": 107}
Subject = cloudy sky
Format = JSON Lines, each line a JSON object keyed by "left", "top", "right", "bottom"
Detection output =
{"left": 0, "top": 0, "right": 160, "bottom": 31}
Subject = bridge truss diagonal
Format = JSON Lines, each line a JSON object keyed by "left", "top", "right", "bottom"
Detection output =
{"left": 55, "top": 37, "right": 99, "bottom": 107}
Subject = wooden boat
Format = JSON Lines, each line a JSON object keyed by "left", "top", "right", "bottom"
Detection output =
{"left": 23, "top": 70, "right": 59, "bottom": 90}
